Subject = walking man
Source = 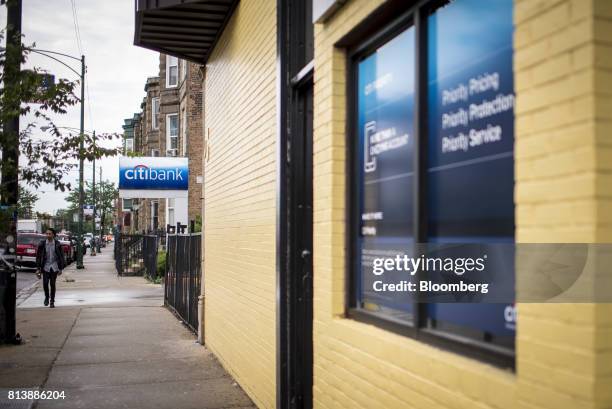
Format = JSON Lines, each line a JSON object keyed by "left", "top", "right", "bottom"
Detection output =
{"left": 36, "top": 228, "right": 66, "bottom": 308}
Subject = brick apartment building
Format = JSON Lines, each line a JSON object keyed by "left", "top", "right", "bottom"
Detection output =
{"left": 121, "top": 54, "right": 203, "bottom": 234}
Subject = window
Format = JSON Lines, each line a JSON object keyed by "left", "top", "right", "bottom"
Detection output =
{"left": 167, "top": 198, "right": 175, "bottom": 226}
{"left": 166, "top": 55, "right": 178, "bottom": 88}
{"left": 151, "top": 201, "right": 159, "bottom": 231}
{"left": 125, "top": 138, "right": 134, "bottom": 153}
{"left": 166, "top": 114, "right": 179, "bottom": 152}
{"left": 122, "top": 199, "right": 132, "bottom": 211}
{"left": 181, "top": 108, "right": 188, "bottom": 155}
{"left": 152, "top": 97, "right": 160, "bottom": 130}
{"left": 349, "top": 0, "right": 515, "bottom": 365}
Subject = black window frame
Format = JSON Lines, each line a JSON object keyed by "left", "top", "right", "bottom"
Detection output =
{"left": 344, "top": 0, "right": 515, "bottom": 369}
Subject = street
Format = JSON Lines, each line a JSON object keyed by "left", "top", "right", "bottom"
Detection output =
{"left": 16, "top": 268, "right": 37, "bottom": 294}
{"left": 0, "top": 251, "right": 253, "bottom": 409}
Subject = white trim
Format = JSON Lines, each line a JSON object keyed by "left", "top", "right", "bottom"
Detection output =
{"left": 119, "top": 189, "right": 188, "bottom": 199}
{"left": 151, "top": 97, "right": 160, "bottom": 130}
{"left": 125, "top": 138, "right": 134, "bottom": 152}
{"left": 150, "top": 200, "right": 159, "bottom": 231}
{"left": 181, "top": 59, "right": 187, "bottom": 82}
{"left": 181, "top": 107, "right": 187, "bottom": 156}
{"left": 166, "top": 113, "right": 179, "bottom": 152}
{"left": 166, "top": 55, "right": 178, "bottom": 88}
{"left": 167, "top": 198, "right": 176, "bottom": 226}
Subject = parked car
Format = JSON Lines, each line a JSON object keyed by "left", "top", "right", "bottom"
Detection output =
{"left": 16, "top": 233, "right": 44, "bottom": 269}
{"left": 57, "top": 234, "right": 74, "bottom": 264}
{"left": 83, "top": 233, "right": 93, "bottom": 249}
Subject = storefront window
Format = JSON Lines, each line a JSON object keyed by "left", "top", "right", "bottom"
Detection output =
{"left": 426, "top": 0, "right": 515, "bottom": 347}
{"left": 356, "top": 26, "right": 415, "bottom": 323}
{"left": 350, "top": 0, "right": 515, "bottom": 361}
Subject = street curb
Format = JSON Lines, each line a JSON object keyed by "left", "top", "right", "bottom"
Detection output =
{"left": 16, "top": 278, "right": 39, "bottom": 307}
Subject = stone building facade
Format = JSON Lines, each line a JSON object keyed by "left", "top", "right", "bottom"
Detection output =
{"left": 121, "top": 54, "right": 203, "bottom": 234}
{"left": 180, "top": 62, "right": 204, "bottom": 225}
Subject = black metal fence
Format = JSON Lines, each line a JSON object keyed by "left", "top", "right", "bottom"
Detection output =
{"left": 165, "top": 233, "right": 201, "bottom": 333}
{"left": 142, "top": 235, "right": 159, "bottom": 280}
{"left": 114, "top": 233, "right": 158, "bottom": 278}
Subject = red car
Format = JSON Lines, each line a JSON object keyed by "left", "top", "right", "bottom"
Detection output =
{"left": 57, "top": 234, "right": 75, "bottom": 264}
{"left": 16, "top": 233, "right": 45, "bottom": 269}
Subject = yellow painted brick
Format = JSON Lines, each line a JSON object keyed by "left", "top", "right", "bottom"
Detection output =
{"left": 515, "top": 0, "right": 566, "bottom": 24}
{"left": 570, "top": 0, "right": 595, "bottom": 22}
{"left": 529, "top": 2, "right": 572, "bottom": 42}
{"left": 519, "top": 359, "right": 595, "bottom": 400}
{"left": 595, "top": 17, "right": 612, "bottom": 44}
{"left": 530, "top": 52, "right": 572, "bottom": 85}
{"left": 515, "top": 18, "right": 593, "bottom": 70}
{"left": 203, "top": 0, "right": 277, "bottom": 408}
{"left": 517, "top": 379, "right": 593, "bottom": 409}
{"left": 515, "top": 173, "right": 596, "bottom": 203}
{"left": 595, "top": 0, "right": 612, "bottom": 18}
{"left": 516, "top": 70, "right": 594, "bottom": 114}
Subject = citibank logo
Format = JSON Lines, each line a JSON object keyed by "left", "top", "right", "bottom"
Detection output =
{"left": 124, "top": 165, "right": 185, "bottom": 182}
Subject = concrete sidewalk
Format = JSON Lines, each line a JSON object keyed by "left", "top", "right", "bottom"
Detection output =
{"left": 0, "top": 251, "right": 253, "bottom": 409}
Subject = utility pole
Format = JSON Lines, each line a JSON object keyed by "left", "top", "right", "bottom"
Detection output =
{"left": 76, "top": 54, "right": 86, "bottom": 269}
{"left": 99, "top": 166, "right": 104, "bottom": 248}
{"left": 0, "top": 0, "right": 21, "bottom": 205}
{"left": 0, "top": 0, "right": 22, "bottom": 345}
{"left": 91, "top": 130, "right": 96, "bottom": 256}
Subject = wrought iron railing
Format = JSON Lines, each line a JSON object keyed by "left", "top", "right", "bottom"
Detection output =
{"left": 114, "top": 233, "right": 158, "bottom": 278}
{"left": 165, "top": 233, "right": 201, "bottom": 333}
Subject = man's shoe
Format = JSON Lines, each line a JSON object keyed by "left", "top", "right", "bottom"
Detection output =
{"left": 44, "top": 297, "right": 49, "bottom": 306}
{"left": 49, "top": 302, "right": 55, "bottom": 308}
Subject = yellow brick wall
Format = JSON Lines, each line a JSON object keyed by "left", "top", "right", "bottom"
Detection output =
{"left": 515, "top": 1, "right": 612, "bottom": 408}
{"left": 203, "top": 0, "right": 277, "bottom": 407}
{"left": 593, "top": 2, "right": 612, "bottom": 403}
{"left": 312, "top": 0, "right": 611, "bottom": 409}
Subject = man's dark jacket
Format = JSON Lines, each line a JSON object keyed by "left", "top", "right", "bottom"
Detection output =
{"left": 36, "top": 239, "right": 66, "bottom": 271}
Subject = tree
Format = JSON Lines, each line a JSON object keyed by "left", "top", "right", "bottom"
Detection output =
{"left": 0, "top": 31, "right": 120, "bottom": 197}
{"left": 64, "top": 181, "right": 118, "bottom": 234}
{"left": 96, "top": 180, "right": 119, "bottom": 236}
{"left": 16, "top": 185, "right": 38, "bottom": 218}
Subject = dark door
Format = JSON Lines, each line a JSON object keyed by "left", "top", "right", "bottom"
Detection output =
{"left": 288, "top": 77, "right": 313, "bottom": 408}
{"left": 278, "top": 0, "right": 314, "bottom": 407}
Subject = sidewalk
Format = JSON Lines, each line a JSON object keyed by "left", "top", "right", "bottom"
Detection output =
{"left": 0, "top": 250, "right": 253, "bottom": 409}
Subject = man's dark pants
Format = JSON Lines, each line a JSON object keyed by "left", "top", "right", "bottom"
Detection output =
{"left": 42, "top": 269, "right": 58, "bottom": 302}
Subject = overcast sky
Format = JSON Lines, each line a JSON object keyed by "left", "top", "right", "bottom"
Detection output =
{"left": 1, "top": 0, "right": 159, "bottom": 214}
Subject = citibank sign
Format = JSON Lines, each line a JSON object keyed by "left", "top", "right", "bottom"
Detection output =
{"left": 124, "top": 165, "right": 185, "bottom": 182}
{"left": 119, "top": 156, "right": 188, "bottom": 198}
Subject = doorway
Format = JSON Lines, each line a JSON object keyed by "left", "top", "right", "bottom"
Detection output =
{"left": 277, "top": 0, "right": 314, "bottom": 407}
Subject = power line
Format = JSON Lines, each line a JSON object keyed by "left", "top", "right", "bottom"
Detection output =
{"left": 69, "top": 0, "right": 83, "bottom": 55}
{"left": 69, "top": 0, "right": 94, "bottom": 129}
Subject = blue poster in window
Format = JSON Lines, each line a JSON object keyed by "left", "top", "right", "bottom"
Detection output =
{"left": 357, "top": 27, "right": 415, "bottom": 320}
{"left": 427, "top": 0, "right": 515, "bottom": 339}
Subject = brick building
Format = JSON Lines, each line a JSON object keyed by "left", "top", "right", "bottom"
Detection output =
{"left": 135, "top": 1, "right": 612, "bottom": 409}
{"left": 121, "top": 54, "right": 203, "bottom": 233}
